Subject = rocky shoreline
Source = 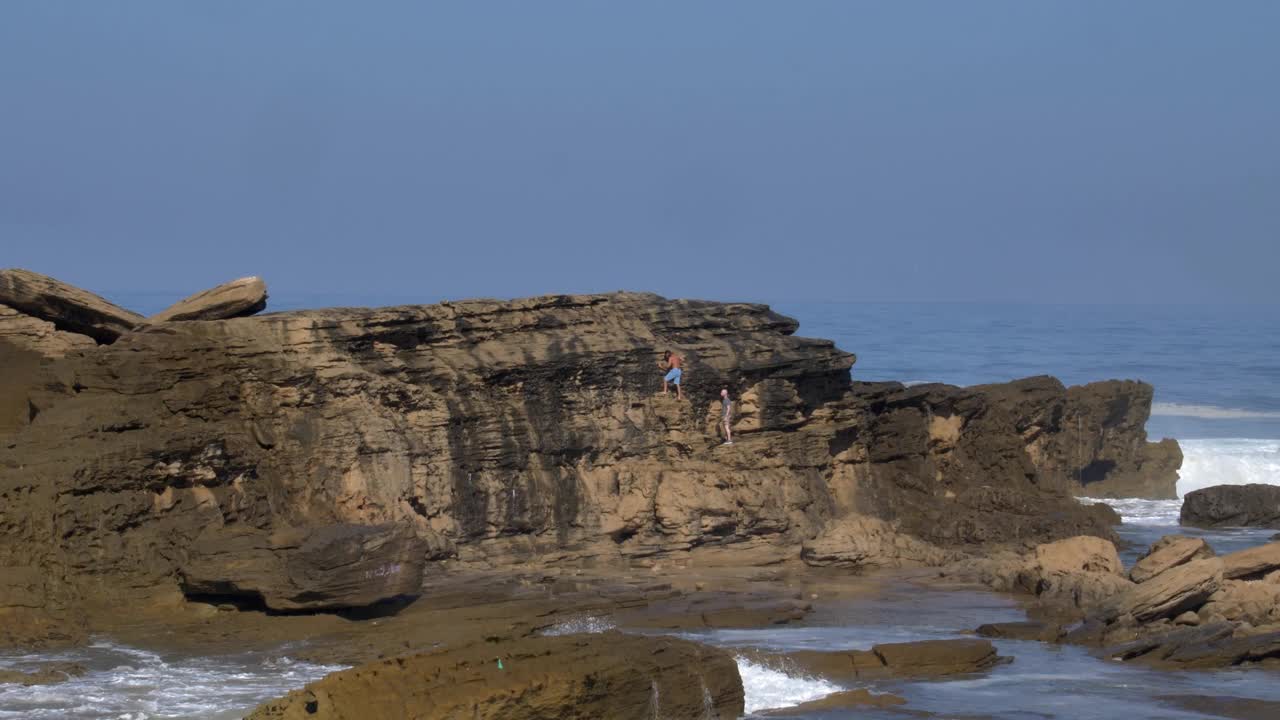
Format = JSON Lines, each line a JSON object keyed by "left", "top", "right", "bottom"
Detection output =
{"left": 0, "top": 268, "right": 1227, "bottom": 717}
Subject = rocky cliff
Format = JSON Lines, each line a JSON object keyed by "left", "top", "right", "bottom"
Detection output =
{"left": 0, "top": 273, "right": 1180, "bottom": 645}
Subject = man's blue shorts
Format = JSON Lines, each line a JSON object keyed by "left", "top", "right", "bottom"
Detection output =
{"left": 664, "top": 368, "right": 682, "bottom": 384}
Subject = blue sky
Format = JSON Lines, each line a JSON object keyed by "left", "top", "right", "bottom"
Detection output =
{"left": 2, "top": 2, "right": 1277, "bottom": 306}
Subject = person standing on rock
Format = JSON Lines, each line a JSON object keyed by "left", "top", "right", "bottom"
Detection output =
{"left": 659, "top": 350, "right": 684, "bottom": 400}
{"left": 720, "top": 388, "right": 734, "bottom": 445}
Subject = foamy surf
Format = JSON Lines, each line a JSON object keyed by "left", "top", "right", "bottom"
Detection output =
{"left": 0, "top": 640, "right": 343, "bottom": 720}
{"left": 735, "top": 656, "right": 842, "bottom": 715}
{"left": 1177, "top": 438, "right": 1280, "bottom": 496}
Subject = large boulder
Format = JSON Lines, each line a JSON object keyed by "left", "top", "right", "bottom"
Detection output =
{"left": 1181, "top": 484, "right": 1280, "bottom": 529}
{"left": 1129, "top": 535, "right": 1216, "bottom": 583}
{"left": 1035, "top": 535, "right": 1123, "bottom": 576}
{"left": 179, "top": 524, "right": 430, "bottom": 611}
{"left": 149, "top": 276, "right": 268, "bottom": 322}
{"left": 1100, "top": 557, "right": 1223, "bottom": 623}
{"left": 0, "top": 268, "right": 143, "bottom": 343}
{"left": 245, "top": 631, "right": 744, "bottom": 720}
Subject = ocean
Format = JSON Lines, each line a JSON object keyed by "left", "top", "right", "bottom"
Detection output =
{"left": 4, "top": 298, "right": 1277, "bottom": 718}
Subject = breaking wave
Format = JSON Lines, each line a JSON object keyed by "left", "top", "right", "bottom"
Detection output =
{"left": 1177, "top": 438, "right": 1280, "bottom": 496}
{"left": 734, "top": 656, "right": 841, "bottom": 714}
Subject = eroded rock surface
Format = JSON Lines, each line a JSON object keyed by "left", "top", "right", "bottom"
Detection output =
{"left": 0, "top": 283, "right": 1180, "bottom": 642}
{"left": 245, "top": 631, "right": 744, "bottom": 720}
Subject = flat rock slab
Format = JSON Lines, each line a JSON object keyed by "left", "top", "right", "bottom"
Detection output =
{"left": 180, "top": 523, "right": 428, "bottom": 611}
{"left": 1222, "top": 541, "right": 1280, "bottom": 580}
{"left": 245, "top": 631, "right": 744, "bottom": 720}
{"left": 1101, "top": 557, "right": 1222, "bottom": 623}
{"left": 1181, "top": 484, "right": 1280, "bottom": 529}
{"left": 743, "top": 638, "right": 1008, "bottom": 683}
{"left": 150, "top": 276, "right": 268, "bottom": 322}
{"left": 1160, "top": 695, "right": 1280, "bottom": 720}
{"left": 1130, "top": 535, "right": 1215, "bottom": 583}
{"left": 0, "top": 268, "right": 143, "bottom": 343}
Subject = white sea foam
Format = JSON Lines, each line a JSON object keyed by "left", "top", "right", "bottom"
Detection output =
{"left": 1151, "top": 403, "right": 1280, "bottom": 420}
{"left": 1080, "top": 497, "right": 1183, "bottom": 525}
{"left": 734, "top": 656, "right": 841, "bottom": 714}
{"left": 0, "top": 640, "right": 343, "bottom": 719}
{"left": 1177, "top": 438, "right": 1280, "bottom": 496}
{"left": 540, "top": 615, "right": 616, "bottom": 636}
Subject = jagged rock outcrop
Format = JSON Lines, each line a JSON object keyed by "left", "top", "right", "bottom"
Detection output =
{"left": 0, "top": 268, "right": 144, "bottom": 343}
{"left": 1181, "top": 484, "right": 1280, "bottom": 529}
{"left": 0, "top": 279, "right": 1180, "bottom": 643}
{"left": 150, "top": 276, "right": 268, "bottom": 322}
{"left": 245, "top": 631, "right": 744, "bottom": 720}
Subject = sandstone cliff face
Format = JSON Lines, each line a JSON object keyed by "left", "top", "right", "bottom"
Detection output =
{"left": 0, "top": 290, "right": 1179, "bottom": 640}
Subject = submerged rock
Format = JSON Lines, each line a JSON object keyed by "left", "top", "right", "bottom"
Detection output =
{"left": 245, "top": 631, "right": 744, "bottom": 720}
{"left": 149, "top": 276, "right": 268, "bottom": 322}
{"left": 0, "top": 268, "right": 143, "bottom": 343}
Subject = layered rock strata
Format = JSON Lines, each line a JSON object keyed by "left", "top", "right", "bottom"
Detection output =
{"left": 0, "top": 278, "right": 1180, "bottom": 643}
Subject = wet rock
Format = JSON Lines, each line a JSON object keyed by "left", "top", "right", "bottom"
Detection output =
{"left": 801, "top": 515, "right": 959, "bottom": 570}
{"left": 746, "top": 638, "right": 1008, "bottom": 683}
{"left": 1129, "top": 535, "right": 1215, "bottom": 583}
{"left": 1180, "top": 484, "right": 1280, "bottom": 529}
{"left": 976, "top": 621, "right": 1064, "bottom": 642}
{"left": 0, "top": 268, "right": 143, "bottom": 343}
{"left": 1100, "top": 558, "right": 1223, "bottom": 623}
{"left": 244, "top": 631, "right": 744, "bottom": 720}
{"left": 1105, "top": 621, "right": 1235, "bottom": 663}
{"left": 1160, "top": 695, "right": 1280, "bottom": 720}
{"left": 1221, "top": 541, "right": 1280, "bottom": 581}
{"left": 149, "top": 276, "right": 268, "bottom": 323}
{"left": 180, "top": 524, "right": 430, "bottom": 611}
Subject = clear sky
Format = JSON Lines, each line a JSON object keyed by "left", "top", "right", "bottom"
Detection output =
{"left": 2, "top": 2, "right": 1277, "bottom": 307}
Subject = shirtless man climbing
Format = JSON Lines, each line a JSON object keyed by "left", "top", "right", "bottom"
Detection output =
{"left": 659, "top": 350, "right": 684, "bottom": 400}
